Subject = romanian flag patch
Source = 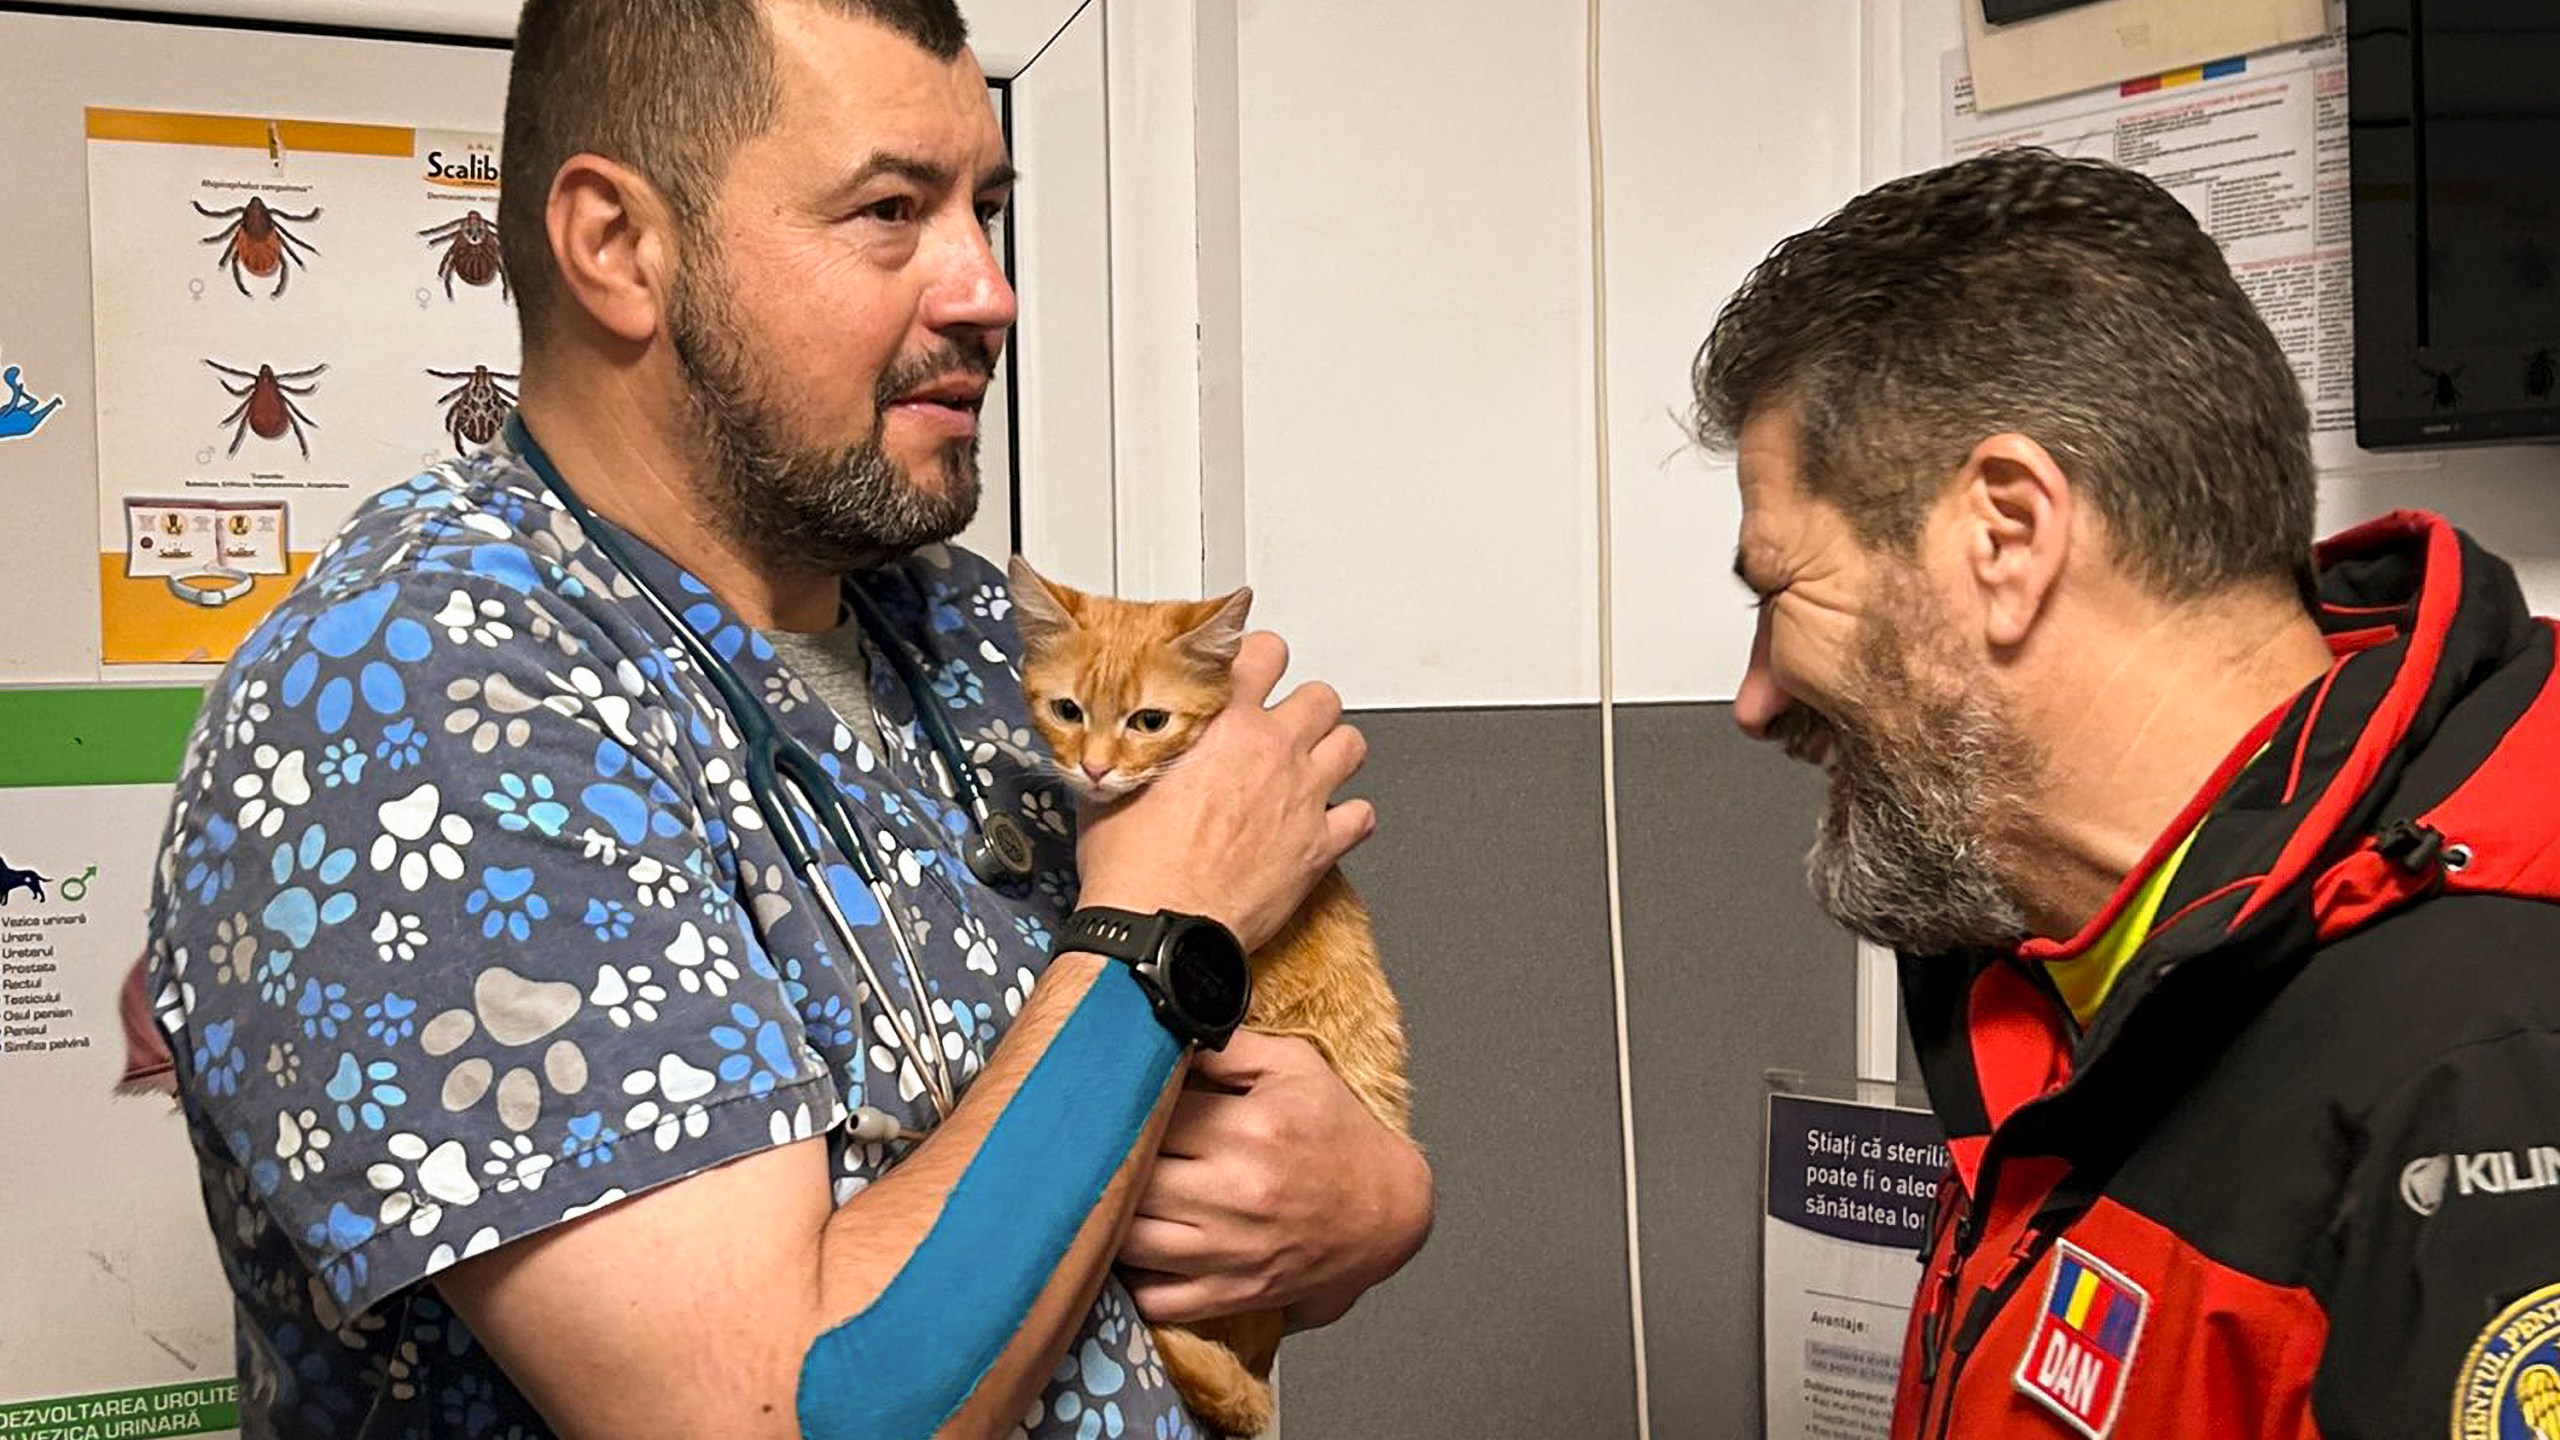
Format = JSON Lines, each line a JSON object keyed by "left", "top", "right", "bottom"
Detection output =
{"left": 2014, "top": 1241, "right": 2148, "bottom": 1438}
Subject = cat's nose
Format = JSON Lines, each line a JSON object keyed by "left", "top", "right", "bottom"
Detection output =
{"left": 1081, "top": 759, "right": 1111, "bottom": 783}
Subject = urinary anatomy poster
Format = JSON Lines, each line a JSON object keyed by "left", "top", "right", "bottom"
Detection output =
{"left": 0, "top": 690, "right": 239, "bottom": 1438}
{"left": 87, "top": 108, "right": 520, "bottom": 666}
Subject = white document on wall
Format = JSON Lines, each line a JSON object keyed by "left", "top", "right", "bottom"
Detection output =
{"left": 1943, "top": 5, "right": 2365, "bottom": 469}
{"left": 1763, "top": 1090, "right": 1944, "bottom": 1440}
{"left": 1963, "top": 0, "right": 2327, "bottom": 114}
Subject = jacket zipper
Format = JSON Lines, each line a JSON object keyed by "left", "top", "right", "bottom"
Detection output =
{"left": 1922, "top": 1217, "right": 1979, "bottom": 1440}
{"left": 1914, "top": 1201, "right": 1960, "bottom": 1388}
{"left": 1925, "top": 1173, "right": 1955, "bottom": 1383}
{"left": 1919, "top": 1158, "right": 1992, "bottom": 1440}
{"left": 1936, "top": 1228, "right": 2059, "bottom": 1438}
{"left": 1928, "top": 1187, "right": 2079, "bottom": 1440}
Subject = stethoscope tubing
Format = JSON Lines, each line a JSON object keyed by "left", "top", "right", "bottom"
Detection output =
{"left": 505, "top": 415, "right": 977, "bottom": 1124}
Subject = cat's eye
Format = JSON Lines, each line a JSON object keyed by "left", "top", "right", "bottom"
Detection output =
{"left": 1050, "top": 698, "right": 1085, "bottom": 725}
{"left": 1128, "top": 709, "right": 1171, "bottom": 734}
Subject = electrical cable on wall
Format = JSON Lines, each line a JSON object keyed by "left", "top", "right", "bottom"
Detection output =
{"left": 1585, "top": 2, "right": 1655, "bottom": 1436}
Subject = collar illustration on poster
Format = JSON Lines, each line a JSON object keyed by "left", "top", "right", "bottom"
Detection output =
{"left": 0, "top": 363, "right": 64, "bottom": 441}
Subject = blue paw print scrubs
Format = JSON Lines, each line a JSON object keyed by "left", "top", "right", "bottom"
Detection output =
{"left": 145, "top": 437, "right": 1199, "bottom": 1439}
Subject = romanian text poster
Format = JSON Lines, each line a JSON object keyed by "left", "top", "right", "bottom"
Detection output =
{"left": 1763, "top": 1092, "right": 1943, "bottom": 1440}
{"left": 0, "top": 688, "right": 239, "bottom": 1439}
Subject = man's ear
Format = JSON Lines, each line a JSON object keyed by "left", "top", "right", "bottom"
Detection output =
{"left": 1006, "top": 555, "right": 1083, "bottom": 647}
{"left": 545, "top": 153, "right": 680, "bottom": 348}
{"left": 1174, "top": 587, "right": 1253, "bottom": 670}
{"left": 1949, "top": 432, "right": 2074, "bottom": 651}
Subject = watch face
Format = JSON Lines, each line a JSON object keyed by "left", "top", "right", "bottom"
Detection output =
{"left": 1165, "top": 923, "right": 1250, "bottom": 1026}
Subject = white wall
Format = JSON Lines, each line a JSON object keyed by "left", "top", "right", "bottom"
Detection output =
{"left": 1007, "top": 1, "right": 1118, "bottom": 592}
{"left": 1870, "top": 0, "right": 2560, "bottom": 607}
{"left": 1228, "top": 0, "right": 2560, "bottom": 710}
{"left": 1598, "top": 1, "right": 1864, "bottom": 703}
{"left": 1230, "top": 0, "right": 1864, "bottom": 711}
{"left": 1234, "top": 0, "right": 1599, "bottom": 710}
{"left": 106, "top": 0, "right": 1874, "bottom": 712}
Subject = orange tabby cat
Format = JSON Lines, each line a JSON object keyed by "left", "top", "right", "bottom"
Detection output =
{"left": 1007, "top": 556, "right": 1414, "bottom": 1440}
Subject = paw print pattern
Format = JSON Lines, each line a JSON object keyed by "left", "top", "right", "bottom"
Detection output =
{"left": 146, "top": 465, "right": 1179, "bottom": 1436}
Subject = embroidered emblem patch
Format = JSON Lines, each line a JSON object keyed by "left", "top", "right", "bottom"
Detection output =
{"left": 2453, "top": 1280, "right": 2560, "bottom": 1439}
{"left": 2014, "top": 1241, "right": 2147, "bottom": 1439}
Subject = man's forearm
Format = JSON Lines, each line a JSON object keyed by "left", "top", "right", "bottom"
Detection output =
{"left": 803, "top": 953, "right": 1186, "bottom": 1438}
{"left": 933, "top": 1089, "right": 1179, "bottom": 1438}
{"left": 434, "top": 953, "right": 1192, "bottom": 1440}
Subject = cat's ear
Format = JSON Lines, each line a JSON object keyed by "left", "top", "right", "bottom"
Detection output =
{"left": 1174, "top": 586, "right": 1254, "bottom": 670}
{"left": 1007, "top": 556, "right": 1083, "bottom": 648}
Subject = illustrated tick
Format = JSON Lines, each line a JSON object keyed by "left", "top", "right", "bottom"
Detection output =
{"left": 420, "top": 210, "right": 509, "bottom": 302}
{"left": 206, "top": 359, "right": 326, "bottom": 459}
{"left": 194, "top": 197, "right": 321, "bottom": 298}
{"left": 427, "top": 366, "right": 520, "bottom": 454}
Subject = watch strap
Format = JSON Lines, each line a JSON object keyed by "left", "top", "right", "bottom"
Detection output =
{"left": 1056, "top": 906, "right": 1165, "bottom": 965}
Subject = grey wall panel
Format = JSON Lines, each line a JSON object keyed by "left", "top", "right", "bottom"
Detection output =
{"left": 1280, "top": 707, "right": 1639, "bottom": 1440}
{"left": 1270, "top": 704, "right": 1864, "bottom": 1439}
{"left": 1615, "top": 705, "right": 1859, "bottom": 1437}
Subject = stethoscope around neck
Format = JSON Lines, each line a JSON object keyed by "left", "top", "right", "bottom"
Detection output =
{"left": 504, "top": 414, "right": 1039, "bottom": 1138}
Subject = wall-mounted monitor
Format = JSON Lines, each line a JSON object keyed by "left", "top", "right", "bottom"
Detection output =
{"left": 2349, "top": 0, "right": 2560, "bottom": 449}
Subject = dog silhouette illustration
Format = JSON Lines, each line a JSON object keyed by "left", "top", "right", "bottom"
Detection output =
{"left": 0, "top": 857, "right": 49, "bottom": 905}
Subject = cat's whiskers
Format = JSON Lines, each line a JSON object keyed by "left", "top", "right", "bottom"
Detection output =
{"left": 1128, "top": 747, "right": 1207, "bottom": 790}
{"left": 1033, "top": 754, "right": 1104, "bottom": 804}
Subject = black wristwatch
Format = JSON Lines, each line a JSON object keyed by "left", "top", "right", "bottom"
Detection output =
{"left": 1055, "top": 907, "right": 1252, "bottom": 1050}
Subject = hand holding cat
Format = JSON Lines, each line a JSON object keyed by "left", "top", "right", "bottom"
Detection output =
{"left": 1120, "top": 1028, "right": 1434, "bottom": 1329}
{"left": 1072, "top": 631, "right": 1375, "bottom": 951}
{"left": 1012, "top": 568, "right": 1419, "bottom": 1415}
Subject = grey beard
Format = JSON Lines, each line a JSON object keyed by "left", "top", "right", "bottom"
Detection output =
{"left": 668, "top": 268, "right": 983, "bottom": 575}
{"left": 1789, "top": 617, "right": 2034, "bottom": 956}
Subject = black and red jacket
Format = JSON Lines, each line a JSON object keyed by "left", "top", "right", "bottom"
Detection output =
{"left": 1892, "top": 512, "right": 2560, "bottom": 1439}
